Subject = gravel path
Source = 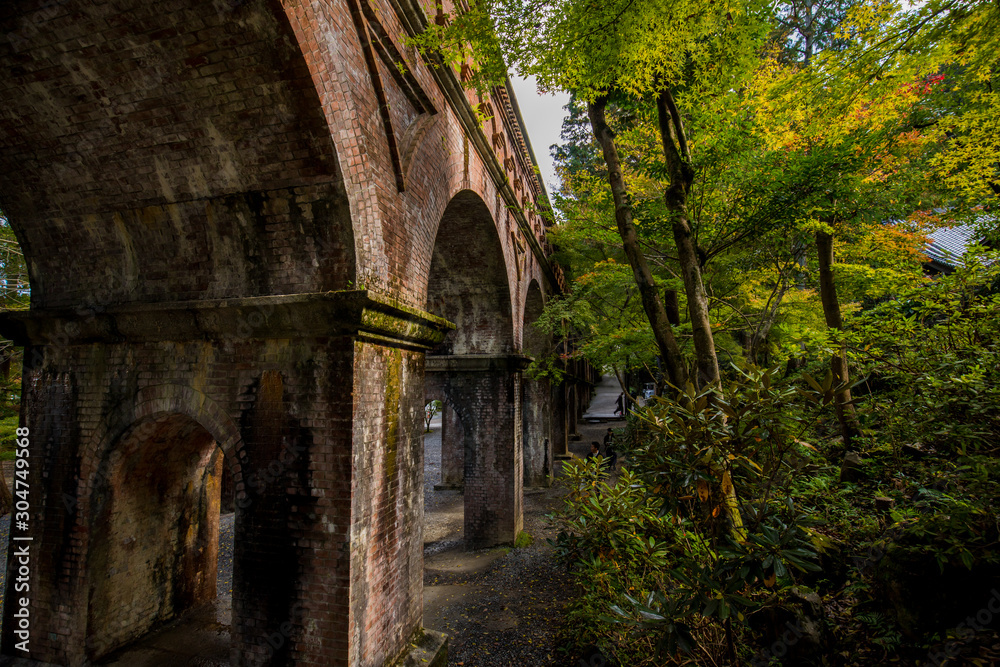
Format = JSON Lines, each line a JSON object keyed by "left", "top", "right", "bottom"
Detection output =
{"left": 218, "top": 511, "right": 234, "bottom": 600}
{"left": 421, "top": 420, "right": 617, "bottom": 666}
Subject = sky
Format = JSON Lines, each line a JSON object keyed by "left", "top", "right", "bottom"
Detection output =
{"left": 508, "top": 75, "right": 571, "bottom": 198}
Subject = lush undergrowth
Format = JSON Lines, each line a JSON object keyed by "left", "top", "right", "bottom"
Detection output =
{"left": 0, "top": 414, "right": 19, "bottom": 462}
{"left": 550, "top": 258, "right": 1000, "bottom": 665}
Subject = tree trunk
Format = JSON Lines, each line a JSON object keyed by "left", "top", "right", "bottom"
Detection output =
{"left": 747, "top": 279, "right": 790, "bottom": 365}
{"left": 588, "top": 97, "right": 688, "bottom": 389}
{"left": 663, "top": 288, "right": 681, "bottom": 326}
{"left": 816, "top": 229, "right": 859, "bottom": 444}
{"left": 656, "top": 90, "right": 720, "bottom": 390}
{"left": 0, "top": 468, "right": 11, "bottom": 517}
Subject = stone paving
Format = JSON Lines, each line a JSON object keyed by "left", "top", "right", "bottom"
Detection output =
{"left": 581, "top": 374, "right": 628, "bottom": 421}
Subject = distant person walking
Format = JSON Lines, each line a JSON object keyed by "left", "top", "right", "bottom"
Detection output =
{"left": 614, "top": 392, "right": 624, "bottom": 417}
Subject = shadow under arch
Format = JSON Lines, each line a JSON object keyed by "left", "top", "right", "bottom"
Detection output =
{"left": 80, "top": 384, "right": 245, "bottom": 662}
{"left": 425, "top": 188, "right": 514, "bottom": 355}
{"left": 522, "top": 278, "right": 546, "bottom": 358}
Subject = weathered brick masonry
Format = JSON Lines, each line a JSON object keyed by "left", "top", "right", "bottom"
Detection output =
{"left": 0, "top": 0, "right": 590, "bottom": 665}
{"left": 522, "top": 280, "right": 552, "bottom": 487}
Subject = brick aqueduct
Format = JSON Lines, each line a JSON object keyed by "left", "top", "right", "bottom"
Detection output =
{"left": 0, "top": 1, "right": 598, "bottom": 665}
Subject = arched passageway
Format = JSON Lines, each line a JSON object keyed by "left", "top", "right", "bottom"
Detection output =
{"left": 424, "top": 190, "right": 523, "bottom": 549}
{"left": 87, "top": 414, "right": 229, "bottom": 661}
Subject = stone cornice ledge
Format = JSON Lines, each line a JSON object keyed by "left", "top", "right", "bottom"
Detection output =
{"left": 425, "top": 354, "right": 531, "bottom": 373}
{"left": 0, "top": 290, "right": 456, "bottom": 351}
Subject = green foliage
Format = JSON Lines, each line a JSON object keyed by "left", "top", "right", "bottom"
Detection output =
{"left": 514, "top": 530, "right": 534, "bottom": 549}
{"left": 846, "top": 249, "right": 1000, "bottom": 455}
{"left": 551, "top": 369, "right": 838, "bottom": 660}
{"left": 854, "top": 611, "right": 903, "bottom": 653}
{"left": 412, "top": 0, "right": 773, "bottom": 102}
{"left": 550, "top": 460, "right": 676, "bottom": 572}
{"left": 424, "top": 399, "right": 442, "bottom": 433}
{"left": 889, "top": 471, "right": 1000, "bottom": 572}
{"left": 548, "top": 459, "right": 679, "bottom": 662}
{"left": 0, "top": 212, "right": 25, "bottom": 447}
{"left": 0, "top": 414, "right": 19, "bottom": 461}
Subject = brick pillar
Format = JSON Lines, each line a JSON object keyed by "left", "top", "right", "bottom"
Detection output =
{"left": 428, "top": 355, "right": 525, "bottom": 549}
{"left": 438, "top": 401, "right": 464, "bottom": 490}
{"left": 522, "top": 377, "right": 551, "bottom": 487}
{"left": 0, "top": 293, "right": 451, "bottom": 667}
{"left": 567, "top": 385, "right": 580, "bottom": 439}
{"left": 552, "top": 380, "right": 570, "bottom": 459}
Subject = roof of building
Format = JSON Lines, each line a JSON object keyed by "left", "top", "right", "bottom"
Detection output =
{"left": 924, "top": 224, "right": 979, "bottom": 270}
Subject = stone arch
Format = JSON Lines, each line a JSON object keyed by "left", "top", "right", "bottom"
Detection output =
{"left": 80, "top": 384, "right": 245, "bottom": 500}
{"left": 425, "top": 189, "right": 514, "bottom": 354}
{"left": 423, "top": 188, "right": 524, "bottom": 547}
{"left": 521, "top": 279, "right": 552, "bottom": 487}
{"left": 0, "top": 0, "right": 355, "bottom": 310}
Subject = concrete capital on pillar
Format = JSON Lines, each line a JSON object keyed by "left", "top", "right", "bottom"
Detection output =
{"left": 424, "top": 353, "right": 531, "bottom": 373}
{"left": 0, "top": 290, "right": 455, "bottom": 350}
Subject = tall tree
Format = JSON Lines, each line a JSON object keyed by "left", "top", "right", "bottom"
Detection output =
{"left": 414, "top": 0, "right": 773, "bottom": 390}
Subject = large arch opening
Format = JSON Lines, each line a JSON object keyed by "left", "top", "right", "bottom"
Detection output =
{"left": 86, "top": 413, "right": 233, "bottom": 663}
{"left": 521, "top": 280, "right": 552, "bottom": 487}
{"left": 426, "top": 190, "right": 514, "bottom": 356}
{"left": 422, "top": 189, "right": 521, "bottom": 550}
{"left": 0, "top": 0, "right": 355, "bottom": 311}
{"left": 522, "top": 280, "right": 547, "bottom": 358}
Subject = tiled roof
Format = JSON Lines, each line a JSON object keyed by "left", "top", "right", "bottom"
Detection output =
{"left": 924, "top": 224, "right": 978, "bottom": 269}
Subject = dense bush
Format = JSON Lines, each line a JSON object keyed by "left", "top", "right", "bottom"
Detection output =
{"left": 553, "top": 253, "right": 1000, "bottom": 662}
{"left": 846, "top": 251, "right": 1000, "bottom": 455}
{"left": 550, "top": 368, "right": 840, "bottom": 663}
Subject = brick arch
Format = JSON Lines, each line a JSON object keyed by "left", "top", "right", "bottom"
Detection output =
{"left": 84, "top": 414, "right": 225, "bottom": 659}
{"left": 522, "top": 278, "right": 547, "bottom": 357}
{"left": 0, "top": 0, "right": 354, "bottom": 309}
{"left": 425, "top": 189, "right": 515, "bottom": 355}
{"left": 76, "top": 383, "right": 244, "bottom": 660}
{"left": 80, "top": 383, "right": 245, "bottom": 500}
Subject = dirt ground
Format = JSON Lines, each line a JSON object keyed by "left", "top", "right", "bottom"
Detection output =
{"left": 421, "top": 417, "right": 621, "bottom": 666}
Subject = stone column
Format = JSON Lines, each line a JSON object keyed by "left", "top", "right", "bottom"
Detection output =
{"left": 552, "top": 380, "right": 570, "bottom": 459}
{"left": 567, "top": 385, "right": 580, "bottom": 440}
{"left": 437, "top": 401, "right": 465, "bottom": 490}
